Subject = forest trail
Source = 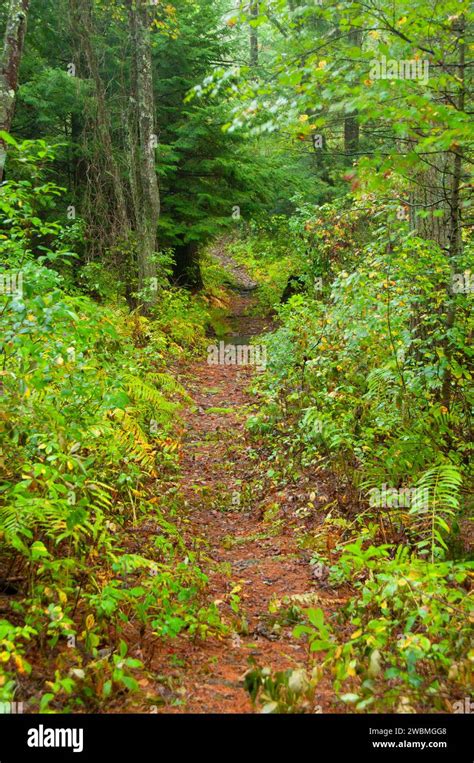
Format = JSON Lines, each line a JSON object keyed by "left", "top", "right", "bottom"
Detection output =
{"left": 2, "top": 0, "right": 471, "bottom": 734}
{"left": 142, "top": 256, "right": 340, "bottom": 713}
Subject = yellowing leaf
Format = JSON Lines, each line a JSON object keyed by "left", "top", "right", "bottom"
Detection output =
{"left": 13, "top": 654, "right": 26, "bottom": 674}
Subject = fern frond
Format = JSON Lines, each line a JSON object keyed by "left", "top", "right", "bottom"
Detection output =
{"left": 126, "top": 376, "right": 172, "bottom": 408}
{"left": 410, "top": 464, "right": 462, "bottom": 562}
{"left": 148, "top": 372, "right": 192, "bottom": 402}
{"left": 111, "top": 409, "right": 156, "bottom": 473}
{"left": 364, "top": 366, "right": 398, "bottom": 400}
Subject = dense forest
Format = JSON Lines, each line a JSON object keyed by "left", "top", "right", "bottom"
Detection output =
{"left": 0, "top": 0, "right": 473, "bottom": 731}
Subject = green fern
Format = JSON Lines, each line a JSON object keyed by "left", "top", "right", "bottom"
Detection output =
{"left": 111, "top": 409, "right": 156, "bottom": 473}
{"left": 148, "top": 372, "right": 192, "bottom": 403}
{"left": 410, "top": 464, "right": 463, "bottom": 562}
{"left": 125, "top": 375, "right": 177, "bottom": 412}
{"left": 365, "top": 365, "right": 398, "bottom": 400}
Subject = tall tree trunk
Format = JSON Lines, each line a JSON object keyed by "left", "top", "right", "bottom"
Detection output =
{"left": 440, "top": 16, "right": 465, "bottom": 409}
{"left": 344, "top": 27, "right": 361, "bottom": 156}
{"left": 69, "top": 0, "right": 129, "bottom": 242}
{"left": 249, "top": 1, "right": 259, "bottom": 68}
{"left": 344, "top": 112, "right": 359, "bottom": 156}
{"left": 409, "top": 154, "right": 452, "bottom": 249}
{"left": 0, "top": 0, "right": 30, "bottom": 181}
{"left": 173, "top": 240, "right": 203, "bottom": 291}
{"left": 125, "top": 53, "right": 140, "bottom": 309}
{"left": 130, "top": 2, "right": 159, "bottom": 308}
{"left": 406, "top": 17, "right": 466, "bottom": 409}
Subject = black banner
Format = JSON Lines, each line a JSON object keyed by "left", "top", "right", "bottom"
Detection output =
{"left": 0, "top": 713, "right": 471, "bottom": 761}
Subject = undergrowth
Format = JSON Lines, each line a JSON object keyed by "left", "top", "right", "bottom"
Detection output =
{"left": 0, "top": 142, "right": 223, "bottom": 712}
{"left": 238, "top": 199, "right": 473, "bottom": 713}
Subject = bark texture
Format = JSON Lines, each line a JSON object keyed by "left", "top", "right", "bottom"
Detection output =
{"left": 69, "top": 0, "right": 130, "bottom": 252}
{"left": 344, "top": 28, "right": 362, "bottom": 156}
{"left": 249, "top": 1, "right": 259, "bottom": 67}
{"left": 0, "top": 0, "right": 30, "bottom": 181}
{"left": 130, "top": 2, "right": 160, "bottom": 303}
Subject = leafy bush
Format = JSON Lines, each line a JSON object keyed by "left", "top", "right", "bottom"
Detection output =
{"left": 244, "top": 197, "right": 473, "bottom": 552}
{"left": 294, "top": 545, "right": 473, "bottom": 713}
{"left": 0, "top": 140, "right": 223, "bottom": 711}
{"left": 240, "top": 196, "right": 472, "bottom": 714}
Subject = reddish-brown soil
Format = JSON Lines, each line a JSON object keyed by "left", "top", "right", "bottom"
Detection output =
{"left": 130, "top": 285, "right": 343, "bottom": 714}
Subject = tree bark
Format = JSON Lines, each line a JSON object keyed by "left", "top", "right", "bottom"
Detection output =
{"left": 173, "top": 240, "right": 203, "bottom": 291}
{"left": 0, "top": 0, "right": 30, "bottom": 181}
{"left": 69, "top": 0, "right": 129, "bottom": 239}
{"left": 440, "top": 16, "right": 465, "bottom": 409}
{"left": 344, "top": 27, "right": 361, "bottom": 156}
{"left": 249, "top": 1, "right": 259, "bottom": 68}
{"left": 130, "top": 2, "right": 159, "bottom": 307}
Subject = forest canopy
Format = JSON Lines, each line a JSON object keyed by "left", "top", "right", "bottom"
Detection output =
{"left": 0, "top": 0, "right": 472, "bottom": 729}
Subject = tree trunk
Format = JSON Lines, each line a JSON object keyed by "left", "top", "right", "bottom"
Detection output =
{"left": 0, "top": 0, "right": 30, "bottom": 181}
{"left": 173, "top": 240, "right": 203, "bottom": 291}
{"left": 409, "top": 154, "right": 452, "bottom": 250}
{"left": 69, "top": 0, "right": 129, "bottom": 242}
{"left": 407, "top": 18, "right": 466, "bottom": 409}
{"left": 130, "top": 2, "right": 159, "bottom": 307}
{"left": 440, "top": 16, "right": 465, "bottom": 409}
{"left": 249, "top": 1, "right": 259, "bottom": 68}
{"left": 344, "top": 113, "right": 359, "bottom": 156}
{"left": 344, "top": 27, "right": 361, "bottom": 156}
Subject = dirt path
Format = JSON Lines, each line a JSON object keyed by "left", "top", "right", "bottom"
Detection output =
{"left": 144, "top": 266, "right": 341, "bottom": 713}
